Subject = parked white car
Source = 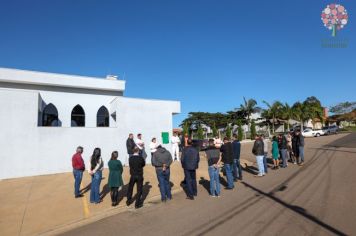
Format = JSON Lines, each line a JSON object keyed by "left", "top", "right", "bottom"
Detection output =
{"left": 302, "top": 128, "right": 325, "bottom": 137}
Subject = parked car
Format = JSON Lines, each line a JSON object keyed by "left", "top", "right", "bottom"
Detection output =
{"left": 302, "top": 128, "right": 325, "bottom": 137}
{"left": 322, "top": 125, "right": 339, "bottom": 135}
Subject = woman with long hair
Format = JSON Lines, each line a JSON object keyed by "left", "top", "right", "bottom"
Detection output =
{"left": 108, "top": 151, "right": 124, "bottom": 206}
{"left": 89, "top": 148, "right": 103, "bottom": 204}
{"left": 272, "top": 136, "right": 280, "bottom": 169}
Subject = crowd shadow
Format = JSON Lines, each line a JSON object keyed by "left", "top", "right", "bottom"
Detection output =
{"left": 141, "top": 181, "right": 152, "bottom": 202}
{"left": 242, "top": 164, "right": 259, "bottom": 175}
{"left": 199, "top": 177, "right": 210, "bottom": 194}
{"left": 100, "top": 183, "right": 110, "bottom": 200}
{"left": 80, "top": 183, "right": 91, "bottom": 194}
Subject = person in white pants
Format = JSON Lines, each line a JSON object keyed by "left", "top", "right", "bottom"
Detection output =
{"left": 171, "top": 132, "right": 181, "bottom": 161}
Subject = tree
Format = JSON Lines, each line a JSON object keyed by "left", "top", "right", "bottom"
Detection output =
{"left": 330, "top": 102, "right": 356, "bottom": 114}
{"left": 182, "top": 122, "right": 190, "bottom": 136}
{"left": 212, "top": 123, "right": 218, "bottom": 137}
{"left": 237, "top": 120, "right": 243, "bottom": 141}
{"left": 250, "top": 120, "right": 256, "bottom": 140}
{"left": 225, "top": 124, "right": 232, "bottom": 139}
{"left": 196, "top": 124, "right": 204, "bottom": 140}
{"left": 235, "top": 97, "right": 260, "bottom": 131}
{"left": 292, "top": 102, "right": 306, "bottom": 131}
{"left": 303, "top": 96, "right": 324, "bottom": 128}
{"left": 262, "top": 100, "right": 283, "bottom": 134}
{"left": 281, "top": 103, "right": 293, "bottom": 130}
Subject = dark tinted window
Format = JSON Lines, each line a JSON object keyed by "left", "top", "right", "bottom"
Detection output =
{"left": 41, "top": 103, "right": 60, "bottom": 126}
{"left": 97, "top": 106, "right": 109, "bottom": 127}
{"left": 71, "top": 105, "right": 85, "bottom": 127}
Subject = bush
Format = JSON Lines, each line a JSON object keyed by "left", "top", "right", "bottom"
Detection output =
{"left": 197, "top": 124, "right": 204, "bottom": 140}
{"left": 237, "top": 120, "right": 243, "bottom": 141}
{"left": 250, "top": 120, "right": 256, "bottom": 140}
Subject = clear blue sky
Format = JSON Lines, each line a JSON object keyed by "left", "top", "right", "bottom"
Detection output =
{"left": 0, "top": 0, "right": 355, "bottom": 127}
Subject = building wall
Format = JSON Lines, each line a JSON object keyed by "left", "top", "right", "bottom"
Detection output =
{"left": 0, "top": 87, "right": 179, "bottom": 179}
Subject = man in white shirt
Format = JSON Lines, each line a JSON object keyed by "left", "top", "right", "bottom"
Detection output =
{"left": 135, "top": 133, "right": 144, "bottom": 150}
{"left": 171, "top": 132, "right": 181, "bottom": 161}
{"left": 150, "top": 137, "right": 159, "bottom": 154}
{"left": 135, "top": 133, "right": 147, "bottom": 158}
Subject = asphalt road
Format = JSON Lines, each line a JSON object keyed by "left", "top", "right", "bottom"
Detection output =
{"left": 63, "top": 133, "right": 356, "bottom": 236}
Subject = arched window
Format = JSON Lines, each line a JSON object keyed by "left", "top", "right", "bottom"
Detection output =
{"left": 71, "top": 105, "right": 85, "bottom": 127}
{"left": 42, "top": 103, "right": 60, "bottom": 126}
{"left": 97, "top": 106, "right": 109, "bottom": 127}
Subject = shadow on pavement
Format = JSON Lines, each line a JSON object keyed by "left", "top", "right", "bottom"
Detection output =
{"left": 324, "top": 133, "right": 356, "bottom": 148}
{"left": 141, "top": 182, "right": 152, "bottom": 202}
{"left": 199, "top": 177, "right": 210, "bottom": 195}
{"left": 241, "top": 182, "right": 347, "bottom": 236}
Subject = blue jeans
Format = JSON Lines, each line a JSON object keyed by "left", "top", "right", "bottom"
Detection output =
{"left": 224, "top": 163, "right": 234, "bottom": 189}
{"left": 73, "top": 169, "right": 83, "bottom": 197}
{"left": 208, "top": 166, "right": 220, "bottom": 196}
{"left": 299, "top": 146, "right": 305, "bottom": 162}
{"left": 90, "top": 171, "right": 102, "bottom": 203}
{"left": 232, "top": 159, "right": 242, "bottom": 180}
{"left": 263, "top": 153, "right": 268, "bottom": 173}
{"left": 256, "top": 155, "right": 265, "bottom": 175}
{"left": 184, "top": 169, "right": 197, "bottom": 197}
{"left": 281, "top": 149, "right": 287, "bottom": 167}
{"left": 156, "top": 168, "right": 172, "bottom": 201}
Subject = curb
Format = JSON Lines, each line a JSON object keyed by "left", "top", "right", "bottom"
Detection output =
{"left": 38, "top": 188, "right": 183, "bottom": 236}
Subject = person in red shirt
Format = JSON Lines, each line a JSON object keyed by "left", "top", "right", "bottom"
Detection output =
{"left": 72, "top": 146, "right": 85, "bottom": 198}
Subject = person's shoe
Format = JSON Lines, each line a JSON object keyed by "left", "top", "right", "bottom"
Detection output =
{"left": 112, "top": 202, "right": 116, "bottom": 207}
{"left": 224, "top": 187, "right": 234, "bottom": 190}
{"left": 239, "top": 177, "right": 243, "bottom": 181}
{"left": 135, "top": 204, "right": 143, "bottom": 209}
{"left": 293, "top": 162, "right": 297, "bottom": 164}
{"left": 210, "top": 195, "right": 216, "bottom": 198}
{"left": 186, "top": 196, "right": 194, "bottom": 200}
{"left": 75, "top": 194, "right": 84, "bottom": 198}
{"left": 126, "top": 199, "right": 132, "bottom": 206}
{"left": 254, "top": 174, "right": 264, "bottom": 177}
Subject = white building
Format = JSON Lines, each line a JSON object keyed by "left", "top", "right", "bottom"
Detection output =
{"left": 0, "top": 68, "right": 180, "bottom": 179}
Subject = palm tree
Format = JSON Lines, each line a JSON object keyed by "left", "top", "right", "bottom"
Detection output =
{"left": 262, "top": 100, "right": 283, "bottom": 134}
{"left": 236, "top": 97, "right": 260, "bottom": 131}
{"left": 281, "top": 103, "right": 293, "bottom": 130}
{"left": 292, "top": 102, "right": 306, "bottom": 131}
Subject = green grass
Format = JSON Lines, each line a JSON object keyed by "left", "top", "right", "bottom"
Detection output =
{"left": 340, "top": 126, "right": 356, "bottom": 132}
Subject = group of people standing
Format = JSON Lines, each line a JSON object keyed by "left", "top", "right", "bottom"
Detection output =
{"left": 253, "top": 130, "right": 305, "bottom": 177}
{"left": 71, "top": 130, "right": 305, "bottom": 209}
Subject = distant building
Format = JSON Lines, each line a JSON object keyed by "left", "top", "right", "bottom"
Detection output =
{"left": 0, "top": 68, "right": 180, "bottom": 179}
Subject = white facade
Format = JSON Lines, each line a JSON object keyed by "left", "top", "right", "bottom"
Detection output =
{"left": 0, "top": 68, "right": 180, "bottom": 179}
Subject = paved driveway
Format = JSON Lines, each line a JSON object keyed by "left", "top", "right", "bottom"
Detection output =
{"left": 62, "top": 133, "right": 356, "bottom": 236}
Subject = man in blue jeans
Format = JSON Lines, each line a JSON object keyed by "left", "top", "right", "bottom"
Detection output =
{"left": 252, "top": 135, "right": 265, "bottom": 177}
{"left": 181, "top": 139, "right": 200, "bottom": 200}
{"left": 71, "top": 146, "right": 85, "bottom": 198}
{"left": 232, "top": 134, "right": 242, "bottom": 181}
{"left": 220, "top": 137, "right": 234, "bottom": 189}
{"left": 205, "top": 139, "right": 222, "bottom": 197}
{"left": 152, "top": 146, "right": 173, "bottom": 202}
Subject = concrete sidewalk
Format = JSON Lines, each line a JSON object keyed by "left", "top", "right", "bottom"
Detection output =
{"left": 0, "top": 152, "right": 253, "bottom": 236}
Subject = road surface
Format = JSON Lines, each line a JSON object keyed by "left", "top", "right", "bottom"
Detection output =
{"left": 62, "top": 133, "right": 356, "bottom": 236}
